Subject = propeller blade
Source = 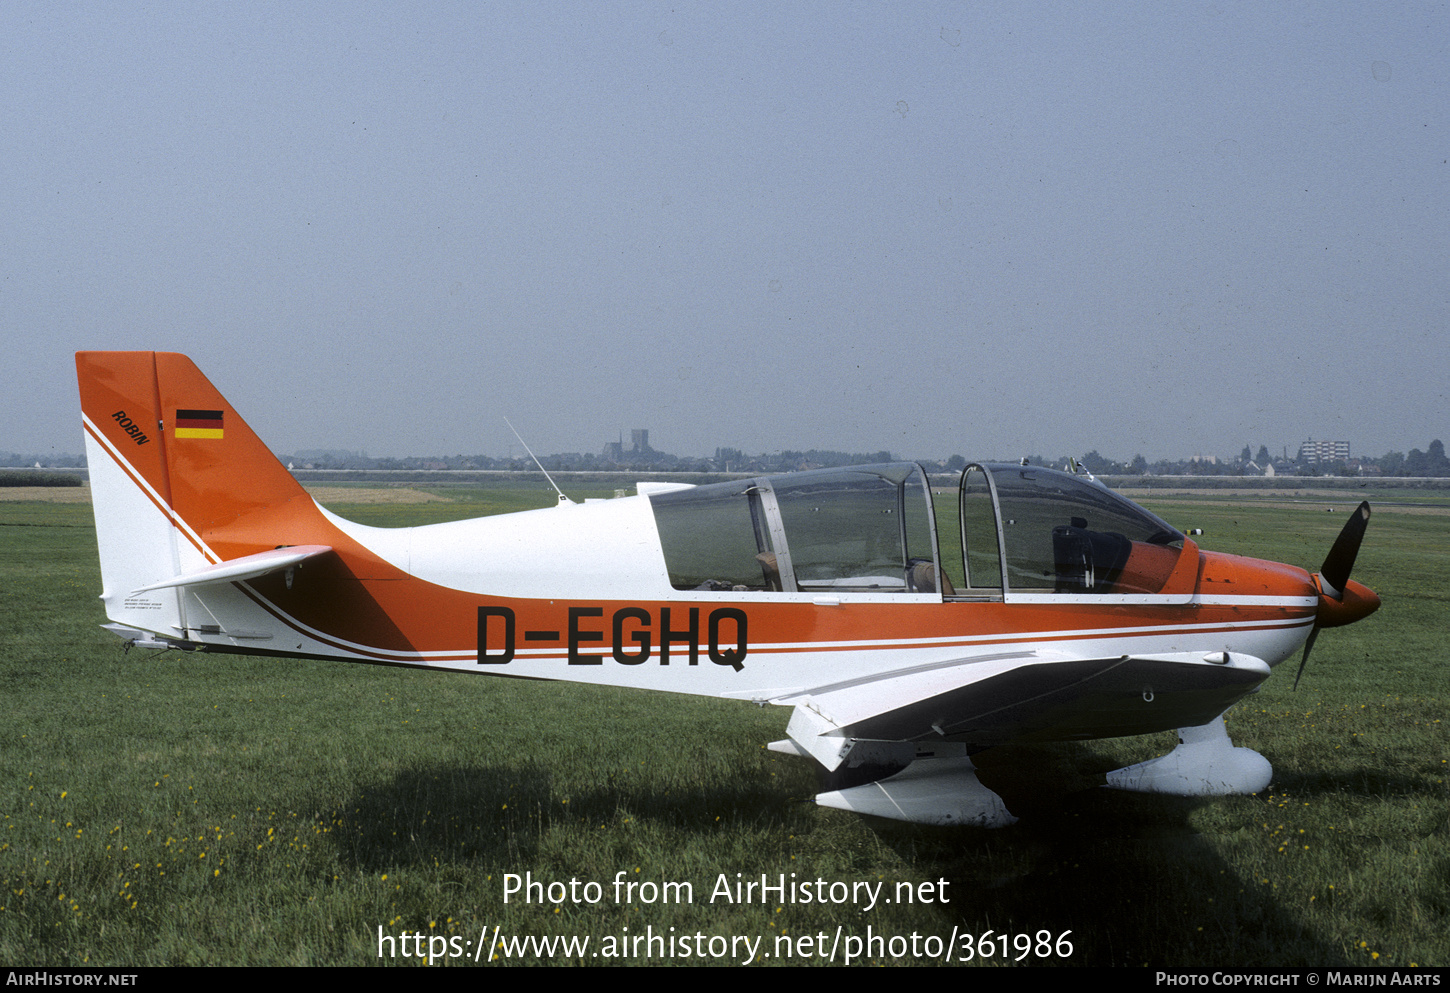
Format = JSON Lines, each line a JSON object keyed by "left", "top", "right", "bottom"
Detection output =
{"left": 1295, "top": 502, "right": 1373, "bottom": 691}
{"left": 1319, "top": 501, "right": 1371, "bottom": 598}
{"left": 1292, "top": 626, "right": 1319, "bottom": 691}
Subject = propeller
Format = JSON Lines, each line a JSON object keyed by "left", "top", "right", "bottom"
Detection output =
{"left": 1293, "top": 501, "right": 1379, "bottom": 690}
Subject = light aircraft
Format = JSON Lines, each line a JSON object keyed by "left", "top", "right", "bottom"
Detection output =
{"left": 76, "top": 352, "right": 1380, "bottom": 827}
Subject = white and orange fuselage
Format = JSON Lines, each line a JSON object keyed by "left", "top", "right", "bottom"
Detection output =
{"left": 77, "top": 352, "right": 1378, "bottom": 822}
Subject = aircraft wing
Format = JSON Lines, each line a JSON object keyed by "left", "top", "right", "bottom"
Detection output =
{"left": 771, "top": 648, "right": 1271, "bottom": 770}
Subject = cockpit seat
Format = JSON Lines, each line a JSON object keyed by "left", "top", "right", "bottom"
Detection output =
{"left": 1052, "top": 524, "right": 1132, "bottom": 593}
{"left": 907, "top": 559, "right": 956, "bottom": 596}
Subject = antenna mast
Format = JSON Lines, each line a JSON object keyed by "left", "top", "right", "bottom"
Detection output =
{"left": 504, "top": 417, "right": 572, "bottom": 505}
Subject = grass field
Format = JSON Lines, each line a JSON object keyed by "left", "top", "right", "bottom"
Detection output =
{"left": 0, "top": 486, "right": 1444, "bottom": 966}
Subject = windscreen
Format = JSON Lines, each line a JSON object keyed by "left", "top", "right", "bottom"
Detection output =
{"left": 985, "top": 466, "right": 1183, "bottom": 594}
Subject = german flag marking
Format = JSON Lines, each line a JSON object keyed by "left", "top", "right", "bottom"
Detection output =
{"left": 175, "top": 409, "right": 224, "bottom": 439}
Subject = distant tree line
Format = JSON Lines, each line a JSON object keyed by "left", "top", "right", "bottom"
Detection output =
{"left": 7, "top": 441, "right": 1449, "bottom": 477}
{"left": 0, "top": 451, "right": 86, "bottom": 469}
{"left": 272, "top": 441, "right": 1450, "bottom": 478}
{"left": 0, "top": 469, "right": 83, "bottom": 487}
{"left": 1044, "top": 441, "right": 1449, "bottom": 478}
{"left": 280, "top": 447, "right": 906, "bottom": 475}
{"left": 1374, "top": 440, "right": 1450, "bottom": 477}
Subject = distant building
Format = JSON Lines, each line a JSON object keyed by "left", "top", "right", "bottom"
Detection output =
{"left": 1298, "top": 439, "right": 1350, "bottom": 465}
{"left": 603, "top": 429, "right": 651, "bottom": 461}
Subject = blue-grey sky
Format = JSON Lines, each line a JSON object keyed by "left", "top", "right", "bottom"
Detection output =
{"left": 5, "top": 2, "right": 1446, "bottom": 462}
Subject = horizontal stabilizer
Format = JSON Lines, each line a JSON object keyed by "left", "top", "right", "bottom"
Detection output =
{"left": 815, "top": 756, "right": 1017, "bottom": 827}
{"left": 130, "top": 545, "right": 333, "bottom": 594}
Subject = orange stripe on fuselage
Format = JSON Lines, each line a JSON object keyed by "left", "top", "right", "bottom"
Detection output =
{"left": 233, "top": 556, "right": 1317, "bottom": 667}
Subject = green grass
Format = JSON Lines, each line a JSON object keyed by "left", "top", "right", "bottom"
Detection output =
{"left": 0, "top": 496, "right": 1444, "bottom": 966}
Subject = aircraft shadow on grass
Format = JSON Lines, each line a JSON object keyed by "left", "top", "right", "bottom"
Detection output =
{"left": 328, "top": 744, "right": 1354, "bottom": 967}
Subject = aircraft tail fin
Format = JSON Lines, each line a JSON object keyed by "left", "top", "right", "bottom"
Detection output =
{"left": 77, "top": 351, "right": 322, "bottom": 638}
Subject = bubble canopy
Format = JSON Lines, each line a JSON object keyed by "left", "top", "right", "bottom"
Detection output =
{"left": 648, "top": 462, "right": 1184, "bottom": 598}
